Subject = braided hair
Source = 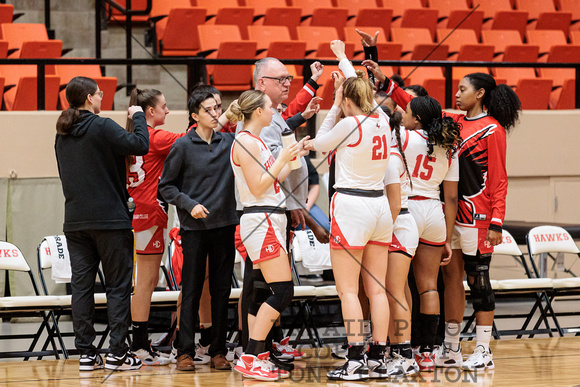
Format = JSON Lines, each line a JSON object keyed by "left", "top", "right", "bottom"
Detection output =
{"left": 381, "top": 105, "right": 412, "bottom": 189}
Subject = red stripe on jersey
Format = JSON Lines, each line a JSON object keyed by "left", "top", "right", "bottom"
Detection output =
{"left": 253, "top": 214, "right": 282, "bottom": 263}
{"left": 347, "top": 117, "right": 363, "bottom": 148}
{"left": 231, "top": 140, "right": 241, "bottom": 167}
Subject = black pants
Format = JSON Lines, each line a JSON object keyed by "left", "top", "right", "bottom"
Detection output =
{"left": 65, "top": 229, "right": 133, "bottom": 357}
{"left": 178, "top": 225, "right": 236, "bottom": 357}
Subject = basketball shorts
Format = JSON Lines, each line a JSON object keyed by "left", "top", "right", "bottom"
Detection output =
{"left": 240, "top": 212, "right": 287, "bottom": 263}
{"left": 408, "top": 199, "right": 446, "bottom": 246}
{"left": 390, "top": 212, "right": 419, "bottom": 258}
{"left": 135, "top": 225, "right": 167, "bottom": 255}
{"left": 451, "top": 225, "right": 494, "bottom": 255}
{"left": 330, "top": 192, "right": 392, "bottom": 250}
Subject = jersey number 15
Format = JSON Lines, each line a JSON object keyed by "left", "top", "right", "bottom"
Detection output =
{"left": 412, "top": 154, "right": 435, "bottom": 180}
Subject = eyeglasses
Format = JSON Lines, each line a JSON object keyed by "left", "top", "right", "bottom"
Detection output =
{"left": 262, "top": 75, "right": 293, "bottom": 84}
{"left": 93, "top": 90, "right": 103, "bottom": 98}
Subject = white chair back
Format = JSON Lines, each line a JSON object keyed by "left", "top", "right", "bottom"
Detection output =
{"left": 38, "top": 239, "right": 52, "bottom": 269}
{"left": 527, "top": 226, "right": 580, "bottom": 255}
{"left": 493, "top": 229, "right": 524, "bottom": 256}
{"left": 0, "top": 241, "right": 31, "bottom": 272}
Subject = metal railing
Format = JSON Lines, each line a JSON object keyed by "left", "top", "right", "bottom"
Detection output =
{"left": 0, "top": 57, "right": 578, "bottom": 110}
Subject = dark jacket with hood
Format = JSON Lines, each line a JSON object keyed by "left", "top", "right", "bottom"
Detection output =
{"left": 55, "top": 110, "right": 149, "bottom": 232}
{"left": 158, "top": 128, "right": 237, "bottom": 231}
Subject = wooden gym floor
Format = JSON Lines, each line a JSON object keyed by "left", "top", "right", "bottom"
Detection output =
{"left": 0, "top": 337, "right": 579, "bottom": 386}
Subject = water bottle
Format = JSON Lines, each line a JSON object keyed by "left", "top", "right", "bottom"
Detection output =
{"left": 281, "top": 127, "right": 302, "bottom": 170}
{"left": 127, "top": 197, "right": 136, "bottom": 213}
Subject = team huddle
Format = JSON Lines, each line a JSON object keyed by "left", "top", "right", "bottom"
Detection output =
{"left": 55, "top": 30, "right": 521, "bottom": 381}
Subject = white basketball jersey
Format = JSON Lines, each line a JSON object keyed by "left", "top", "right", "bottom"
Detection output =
{"left": 384, "top": 148, "right": 410, "bottom": 208}
{"left": 401, "top": 128, "right": 459, "bottom": 199}
{"left": 335, "top": 114, "right": 391, "bottom": 191}
{"left": 231, "top": 131, "right": 286, "bottom": 208}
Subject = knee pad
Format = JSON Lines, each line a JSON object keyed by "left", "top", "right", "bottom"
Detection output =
{"left": 464, "top": 253, "right": 495, "bottom": 312}
{"left": 249, "top": 270, "right": 271, "bottom": 316}
{"left": 265, "top": 281, "right": 294, "bottom": 313}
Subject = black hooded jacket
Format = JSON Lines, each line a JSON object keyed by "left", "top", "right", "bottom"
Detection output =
{"left": 55, "top": 110, "right": 149, "bottom": 232}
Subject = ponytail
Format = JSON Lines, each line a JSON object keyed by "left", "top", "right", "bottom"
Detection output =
{"left": 410, "top": 96, "right": 462, "bottom": 159}
{"left": 465, "top": 73, "right": 521, "bottom": 132}
{"left": 56, "top": 76, "right": 98, "bottom": 135}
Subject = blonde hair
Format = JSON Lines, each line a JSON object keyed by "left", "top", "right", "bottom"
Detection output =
{"left": 226, "top": 90, "right": 267, "bottom": 123}
{"left": 342, "top": 70, "right": 374, "bottom": 115}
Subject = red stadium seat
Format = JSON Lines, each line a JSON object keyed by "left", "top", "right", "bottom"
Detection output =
{"left": 400, "top": 8, "right": 439, "bottom": 41}
{"left": 494, "top": 45, "right": 539, "bottom": 86}
{"left": 309, "top": 8, "right": 349, "bottom": 40}
{"left": 513, "top": 0, "right": 556, "bottom": 20}
{"left": 490, "top": 11, "right": 529, "bottom": 40}
{"left": 54, "top": 63, "right": 118, "bottom": 111}
{"left": 534, "top": 12, "right": 572, "bottom": 39}
{"left": 350, "top": 8, "right": 393, "bottom": 40}
{"left": 481, "top": 29, "right": 523, "bottom": 60}
{"left": 540, "top": 44, "right": 580, "bottom": 87}
{"left": 157, "top": 8, "right": 207, "bottom": 56}
{"left": 549, "top": 78, "right": 575, "bottom": 110}
{"left": 515, "top": 78, "right": 553, "bottom": 109}
{"left": 262, "top": 7, "right": 302, "bottom": 40}
{"left": 214, "top": 7, "right": 254, "bottom": 40}
{"left": 0, "top": 3, "right": 14, "bottom": 25}
{"left": 194, "top": 0, "right": 240, "bottom": 18}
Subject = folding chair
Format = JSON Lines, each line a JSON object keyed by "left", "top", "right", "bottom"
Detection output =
{"left": 37, "top": 236, "right": 110, "bottom": 356}
{"left": 0, "top": 241, "right": 64, "bottom": 359}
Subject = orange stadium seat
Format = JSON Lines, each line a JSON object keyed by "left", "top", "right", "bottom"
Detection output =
{"left": 1, "top": 23, "right": 49, "bottom": 57}
{"left": 515, "top": 78, "right": 553, "bottom": 109}
{"left": 474, "top": 0, "right": 513, "bottom": 21}
{"left": 107, "top": 0, "right": 150, "bottom": 23}
{"left": 0, "top": 40, "right": 8, "bottom": 58}
{"left": 558, "top": 0, "right": 580, "bottom": 24}
{"left": 443, "top": 10, "right": 484, "bottom": 40}
{"left": 194, "top": 0, "right": 240, "bottom": 18}
{"left": 571, "top": 30, "right": 580, "bottom": 44}
{"left": 290, "top": 0, "right": 334, "bottom": 19}
{"left": 350, "top": 8, "right": 393, "bottom": 40}
{"left": 535, "top": 12, "right": 572, "bottom": 38}
{"left": 437, "top": 28, "right": 478, "bottom": 58}
{"left": 429, "top": 0, "right": 470, "bottom": 20}
{"left": 400, "top": 8, "right": 439, "bottom": 40}
{"left": 384, "top": 0, "right": 425, "bottom": 21}
{"left": 490, "top": 11, "right": 529, "bottom": 40}
{"left": 157, "top": 7, "right": 207, "bottom": 56}
{"left": 54, "top": 63, "right": 118, "bottom": 111}
{"left": 481, "top": 29, "right": 523, "bottom": 60}
{"left": 262, "top": 7, "right": 302, "bottom": 40}
{"left": 214, "top": 7, "right": 254, "bottom": 40}
{"left": 0, "top": 65, "right": 60, "bottom": 110}
{"left": 248, "top": 25, "right": 292, "bottom": 54}
{"left": 309, "top": 8, "right": 349, "bottom": 40}
{"left": 527, "top": 30, "right": 567, "bottom": 57}
{"left": 0, "top": 76, "right": 4, "bottom": 108}
{"left": 148, "top": 0, "right": 193, "bottom": 53}
{"left": 541, "top": 44, "right": 580, "bottom": 87}
{"left": 549, "top": 78, "right": 575, "bottom": 109}
{"left": 513, "top": 0, "right": 556, "bottom": 21}
{"left": 336, "top": 0, "right": 379, "bottom": 16}
{"left": 244, "top": 0, "right": 286, "bottom": 17}
{"left": 198, "top": 24, "right": 256, "bottom": 91}
{"left": 391, "top": 27, "right": 435, "bottom": 56}
{"left": 494, "top": 45, "right": 539, "bottom": 86}
{"left": 296, "top": 26, "right": 340, "bottom": 56}
{"left": 0, "top": 3, "right": 14, "bottom": 25}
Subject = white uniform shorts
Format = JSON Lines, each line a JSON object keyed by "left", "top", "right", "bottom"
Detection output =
{"left": 390, "top": 212, "right": 419, "bottom": 258}
{"left": 240, "top": 212, "right": 287, "bottom": 263}
{"left": 408, "top": 198, "right": 446, "bottom": 246}
{"left": 451, "top": 225, "right": 493, "bottom": 256}
{"left": 330, "top": 192, "right": 392, "bottom": 250}
{"left": 135, "top": 226, "right": 167, "bottom": 255}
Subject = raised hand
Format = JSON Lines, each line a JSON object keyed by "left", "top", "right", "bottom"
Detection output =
{"left": 302, "top": 97, "right": 322, "bottom": 120}
{"left": 310, "top": 61, "right": 324, "bottom": 82}
{"left": 356, "top": 29, "right": 379, "bottom": 47}
{"left": 361, "top": 59, "right": 387, "bottom": 84}
{"left": 330, "top": 40, "right": 347, "bottom": 61}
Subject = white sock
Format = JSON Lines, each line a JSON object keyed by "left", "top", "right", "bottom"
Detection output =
{"left": 444, "top": 322, "right": 462, "bottom": 352}
{"left": 475, "top": 325, "right": 492, "bottom": 351}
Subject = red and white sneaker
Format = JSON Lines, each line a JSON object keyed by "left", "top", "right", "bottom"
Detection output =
{"left": 415, "top": 351, "right": 435, "bottom": 372}
{"left": 274, "top": 337, "right": 305, "bottom": 359}
{"left": 234, "top": 352, "right": 280, "bottom": 381}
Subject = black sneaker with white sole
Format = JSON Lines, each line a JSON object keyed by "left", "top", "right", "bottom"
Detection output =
{"left": 79, "top": 353, "right": 104, "bottom": 371}
{"left": 105, "top": 352, "right": 142, "bottom": 371}
{"left": 269, "top": 351, "right": 294, "bottom": 371}
{"left": 327, "top": 358, "right": 369, "bottom": 381}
